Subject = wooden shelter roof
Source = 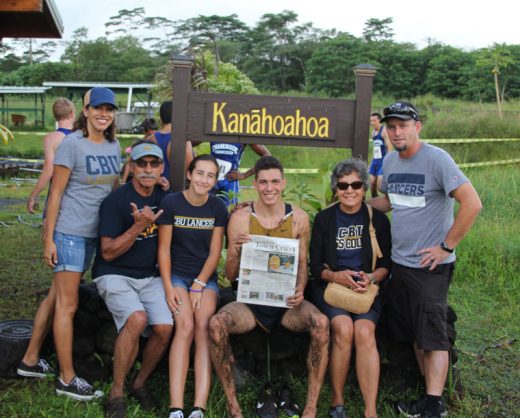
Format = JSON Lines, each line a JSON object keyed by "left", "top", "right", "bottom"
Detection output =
{"left": 0, "top": 0, "right": 63, "bottom": 38}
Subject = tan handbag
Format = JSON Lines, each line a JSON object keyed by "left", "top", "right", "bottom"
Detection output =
{"left": 323, "top": 205, "right": 383, "bottom": 314}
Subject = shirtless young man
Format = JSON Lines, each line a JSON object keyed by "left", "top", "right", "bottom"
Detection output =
{"left": 209, "top": 156, "right": 329, "bottom": 418}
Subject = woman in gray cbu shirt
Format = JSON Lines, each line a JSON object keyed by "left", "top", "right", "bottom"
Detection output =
{"left": 38, "top": 87, "right": 120, "bottom": 400}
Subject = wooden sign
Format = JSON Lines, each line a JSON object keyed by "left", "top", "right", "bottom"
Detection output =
{"left": 169, "top": 55, "right": 376, "bottom": 191}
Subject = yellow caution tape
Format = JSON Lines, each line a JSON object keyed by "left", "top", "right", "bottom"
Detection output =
{"left": 12, "top": 133, "right": 520, "bottom": 143}
{"left": 239, "top": 168, "right": 319, "bottom": 174}
{"left": 459, "top": 159, "right": 520, "bottom": 168}
{"left": 0, "top": 157, "right": 43, "bottom": 163}
{"left": 425, "top": 138, "right": 520, "bottom": 144}
{"left": 13, "top": 132, "right": 46, "bottom": 136}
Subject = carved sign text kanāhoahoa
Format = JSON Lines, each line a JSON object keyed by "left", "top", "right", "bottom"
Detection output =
{"left": 209, "top": 102, "right": 332, "bottom": 139}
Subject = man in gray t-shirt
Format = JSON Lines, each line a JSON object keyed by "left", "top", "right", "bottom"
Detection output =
{"left": 370, "top": 101, "right": 482, "bottom": 418}
{"left": 381, "top": 142, "right": 467, "bottom": 268}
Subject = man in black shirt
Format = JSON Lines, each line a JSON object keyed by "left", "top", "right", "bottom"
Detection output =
{"left": 93, "top": 141, "right": 173, "bottom": 417}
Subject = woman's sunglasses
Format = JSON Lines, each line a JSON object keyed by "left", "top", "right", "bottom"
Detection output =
{"left": 336, "top": 181, "right": 364, "bottom": 190}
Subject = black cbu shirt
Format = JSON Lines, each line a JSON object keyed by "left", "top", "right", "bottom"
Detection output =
{"left": 157, "top": 192, "right": 228, "bottom": 280}
{"left": 335, "top": 204, "right": 364, "bottom": 272}
{"left": 93, "top": 183, "right": 169, "bottom": 279}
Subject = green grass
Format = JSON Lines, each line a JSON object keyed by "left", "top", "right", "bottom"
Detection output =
{"left": 0, "top": 154, "right": 518, "bottom": 416}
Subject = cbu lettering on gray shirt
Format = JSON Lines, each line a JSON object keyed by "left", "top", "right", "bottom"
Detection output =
{"left": 381, "top": 143, "right": 468, "bottom": 268}
{"left": 53, "top": 130, "right": 120, "bottom": 238}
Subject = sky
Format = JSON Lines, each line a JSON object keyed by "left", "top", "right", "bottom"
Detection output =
{"left": 51, "top": 0, "right": 519, "bottom": 51}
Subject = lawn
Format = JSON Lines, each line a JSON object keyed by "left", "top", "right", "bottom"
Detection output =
{"left": 0, "top": 142, "right": 518, "bottom": 417}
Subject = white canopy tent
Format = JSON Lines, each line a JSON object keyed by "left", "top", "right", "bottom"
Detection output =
{"left": 42, "top": 81, "right": 154, "bottom": 112}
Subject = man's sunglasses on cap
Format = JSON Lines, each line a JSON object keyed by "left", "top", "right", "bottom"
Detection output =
{"left": 336, "top": 181, "right": 364, "bottom": 190}
{"left": 383, "top": 103, "right": 419, "bottom": 120}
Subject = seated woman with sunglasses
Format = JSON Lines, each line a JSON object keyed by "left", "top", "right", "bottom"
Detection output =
{"left": 309, "top": 158, "right": 391, "bottom": 418}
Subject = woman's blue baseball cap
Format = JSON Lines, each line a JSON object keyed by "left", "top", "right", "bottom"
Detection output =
{"left": 84, "top": 87, "right": 118, "bottom": 109}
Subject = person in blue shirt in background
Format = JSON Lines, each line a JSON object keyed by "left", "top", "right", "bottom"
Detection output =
{"left": 153, "top": 101, "right": 193, "bottom": 180}
{"left": 368, "top": 112, "right": 392, "bottom": 198}
{"left": 209, "top": 141, "right": 270, "bottom": 206}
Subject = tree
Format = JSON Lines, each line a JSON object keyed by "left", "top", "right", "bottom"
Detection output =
{"left": 362, "top": 18, "right": 394, "bottom": 42}
{"left": 30, "top": 41, "right": 58, "bottom": 63}
{"left": 290, "top": 22, "right": 337, "bottom": 91}
{"left": 499, "top": 44, "right": 520, "bottom": 100}
{"left": 421, "top": 44, "right": 474, "bottom": 98}
{"left": 0, "top": 41, "right": 23, "bottom": 72}
{"left": 306, "top": 33, "right": 423, "bottom": 98}
{"left": 174, "top": 14, "right": 247, "bottom": 77}
{"left": 0, "top": 53, "right": 23, "bottom": 73}
{"left": 3, "top": 62, "right": 73, "bottom": 86}
{"left": 141, "top": 16, "right": 179, "bottom": 57}
{"left": 239, "top": 10, "right": 305, "bottom": 91}
{"left": 61, "top": 32, "right": 163, "bottom": 82}
{"left": 105, "top": 8, "right": 146, "bottom": 38}
{"left": 152, "top": 51, "right": 258, "bottom": 104}
{"left": 61, "top": 27, "right": 89, "bottom": 79}
{"left": 363, "top": 39, "right": 422, "bottom": 97}
{"left": 476, "top": 44, "right": 515, "bottom": 118}
{"left": 306, "top": 33, "right": 368, "bottom": 97}
{"left": 110, "top": 36, "right": 159, "bottom": 81}
{"left": 8, "top": 38, "right": 57, "bottom": 65}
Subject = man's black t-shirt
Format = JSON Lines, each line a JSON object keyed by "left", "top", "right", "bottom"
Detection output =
{"left": 157, "top": 192, "right": 228, "bottom": 280}
{"left": 92, "top": 183, "right": 169, "bottom": 279}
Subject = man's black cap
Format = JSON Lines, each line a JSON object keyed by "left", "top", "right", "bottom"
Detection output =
{"left": 380, "top": 101, "right": 420, "bottom": 123}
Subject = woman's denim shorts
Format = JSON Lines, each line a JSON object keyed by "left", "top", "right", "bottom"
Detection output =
{"left": 53, "top": 231, "right": 96, "bottom": 273}
{"left": 171, "top": 273, "right": 220, "bottom": 296}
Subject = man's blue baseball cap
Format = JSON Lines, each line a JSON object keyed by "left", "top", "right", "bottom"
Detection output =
{"left": 85, "top": 87, "right": 118, "bottom": 109}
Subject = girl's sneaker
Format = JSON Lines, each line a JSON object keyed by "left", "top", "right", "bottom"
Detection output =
{"left": 17, "top": 358, "right": 54, "bottom": 378}
{"left": 188, "top": 407, "right": 206, "bottom": 418}
{"left": 55, "top": 375, "right": 103, "bottom": 401}
{"left": 168, "top": 409, "right": 184, "bottom": 418}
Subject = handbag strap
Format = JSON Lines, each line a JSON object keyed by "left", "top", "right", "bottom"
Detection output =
{"left": 366, "top": 204, "right": 383, "bottom": 272}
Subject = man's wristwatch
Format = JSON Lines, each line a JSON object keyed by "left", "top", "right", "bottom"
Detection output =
{"left": 440, "top": 240, "right": 454, "bottom": 253}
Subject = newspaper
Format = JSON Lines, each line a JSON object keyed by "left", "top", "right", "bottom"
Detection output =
{"left": 237, "top": 235, "right": 299, "bottom": 308}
